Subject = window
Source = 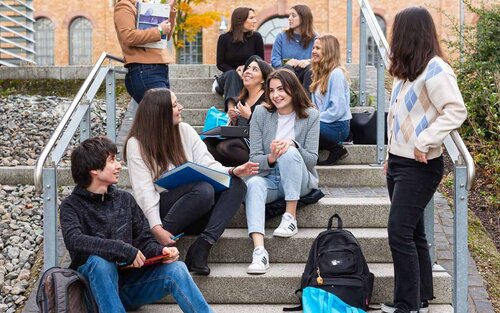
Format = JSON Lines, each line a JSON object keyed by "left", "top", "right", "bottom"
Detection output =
{"left": 178, "top": 31, "right": 202, "bottom": 64}
{"left": 257, "top": 17, "right": 288, "bottom": 63}
{"left": 366, "top": 15, "right": 386, "bottom": 66}
{"left": 34, "top": 18, "right": 54, "bottom": 65}
{"left": 69, "top": 17, "right": 92, "bottom": 65}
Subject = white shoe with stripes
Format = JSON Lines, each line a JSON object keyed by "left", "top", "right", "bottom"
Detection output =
{"left": 247, "top": 247, "right": 269, "bottom": 274}
{"left": 273, "top": 212, "right": 298, "bottom": 237}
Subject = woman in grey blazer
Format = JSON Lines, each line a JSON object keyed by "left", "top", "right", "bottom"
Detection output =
{"left": 245, "top": 69, "right": 320, "bottom": 274}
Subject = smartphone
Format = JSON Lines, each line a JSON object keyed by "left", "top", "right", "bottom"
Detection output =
{"left": 170, "top": 232, "right": 185, "bottom": 241}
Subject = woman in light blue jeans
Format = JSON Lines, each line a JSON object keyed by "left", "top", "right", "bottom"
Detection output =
{"left": 245, "top": 69, "right": 320, "bottom": 274}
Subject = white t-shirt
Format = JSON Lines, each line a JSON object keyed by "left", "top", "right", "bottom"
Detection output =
{"left": 275, "top": 111, "right": 296, "bottom": 141}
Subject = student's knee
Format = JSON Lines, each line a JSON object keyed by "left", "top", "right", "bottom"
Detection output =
{"left": 192, "top": 181, "right": 215, "bottom": 205}
{"left": 230, "top": 176, "right": 247, "bottom": 194}
{"left": 279, "top": 146, "right": 302, "bottom": 163}
{"left": 162, "top": 261, "right": 191, "bottom": 283}
{"left": 84, "top": 255, "right": 117, "bottom": 275}
{"left": 246, "top": 176, "right": 268, "bottom": 198}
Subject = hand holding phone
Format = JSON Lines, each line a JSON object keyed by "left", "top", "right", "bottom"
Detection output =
{"left": 170, "top": 232, "right": 185, "bottom": 241}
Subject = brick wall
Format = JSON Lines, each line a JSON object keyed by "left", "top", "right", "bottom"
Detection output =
{"left": 30, "top": 0, "right": 493, "bottom": 66}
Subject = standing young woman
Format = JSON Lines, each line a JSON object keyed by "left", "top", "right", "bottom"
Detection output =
{"left": 215, "top": 7, "right": 265, "bottom": 111}
{"left": 271, "top": 4, "right": 316, "bottom": 86}
{"left": 244, "top": 69, "right": 320, "bottom": 274}
{"left": 204, "top": 55, "right": 273, "bottom": 166}
{"left": 381, "top": 7, "right": 467, "bottom": 313}
{"left": 310, "top": 34, "right": 352, "bottom": 165}
{"left": 124, "top": 88, "right": 259, "bottom": 276}
{"left": 114, "top": 0, "right": 177, "bottom": 103}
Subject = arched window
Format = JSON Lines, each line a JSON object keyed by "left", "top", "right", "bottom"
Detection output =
{"left": 178, "top": 31, "right": 202, "bottom": 64}
{"left": 366, "top": 15, "right": 386, "bottom": 66}
{"left": 34, "top": 18, "right": 55, "bottom": 65}
{"left": 257, "top": 17, "right": 288, "bottom": 63}
{"left": 69, "top": 17, "right": 92, "bottom": 65}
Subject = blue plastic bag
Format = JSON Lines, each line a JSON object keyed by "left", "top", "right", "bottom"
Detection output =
{"left": 302, "top": 287, "right": 366, "bottom": 313}
{"left": 200, "top": 106, "right": 228, "bottom": 139}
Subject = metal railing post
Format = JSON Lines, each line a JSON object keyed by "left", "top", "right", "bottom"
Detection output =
{"left": 424, "top": 197, "right": 436, "bottom": 264}
{"left": 375, "top": 52, "right": 385, "bottom": 165}
{"left": 106, "top": 69, "right": 117, "bottom": 142}
{"left": 359, "top": 13, "right": 367, "bottom": 106}
{"left": 42, "top": 167, "right": 58, "bottom": 270}
{"left": 79, "top": 104, "right": 91, "bottom": 142}
{"left": 346, "top": 0, "right": 352, "bottom": 63}
{"left": 454, "top": 157, "right": 469, "bottom": 313}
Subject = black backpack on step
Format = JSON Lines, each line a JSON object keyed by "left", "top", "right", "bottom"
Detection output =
{"left": 298, "top": 214, "right": 375, "bottom": 310}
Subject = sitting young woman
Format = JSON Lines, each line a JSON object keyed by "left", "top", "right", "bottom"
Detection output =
{"left": 124, "top": 88, "right": 258, "bottom": 276}
{"left": 204, "top": 55, "right": 273, "bottom": 166}
{"left": 244, "top": 69, "right": 320, "bottom": 274}
{"left": 271, "top": 4, "right": 316, "bottom": 90}
{"left": 310, "top": 34, "right": 352, "bottom": 165}
{"left": 215, "top": 7, "right": 264, "bottom": 111}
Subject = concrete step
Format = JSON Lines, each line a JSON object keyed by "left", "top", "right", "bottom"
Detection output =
{"left": 170, "top": 78, "right": 214, "bottom": 93}
{"left": 138, "top": 304, "right": 454, "bottom": 313}
{"left": 0, "top": 165, "right": 385, "bottom": 187}
{"left": 158, "top": 263, "right": 451, "bottom": 304}
{"left": 176, "top": 228, "right": 391, "bottom": 263}
{"left": 176, "top": 94, "right": 223, "bottom": 111}
{"left": 228, "top": 197, "right": 390, "bottom": 229}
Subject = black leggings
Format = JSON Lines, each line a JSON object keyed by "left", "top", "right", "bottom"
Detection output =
{"left": 159, "top": 177, "right": 246, "bottom": 244}
{"left": 203, "top": 137, "right": 249, "bottom": 167}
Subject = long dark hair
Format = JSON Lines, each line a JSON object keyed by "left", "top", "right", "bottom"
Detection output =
{"left": 123, "top": 88, "right": 187, "bottom": 180}
{"left": 285, "top": 4, "right": 315, "bottom": 48}
{"left": 389, "top": 6, "right": 444, "bottom": 81}
{"left": 229, "top": 7, "right": 254, "bottom": 43}
{"left": 265, "top": 68, "right": 313, "bottom": 119}
{"left": 238, "top": 55, "right": 273, "bottom": 102}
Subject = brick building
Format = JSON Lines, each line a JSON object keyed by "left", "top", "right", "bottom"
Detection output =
{"left": 31, "top": 0, "right": 484, "bottom": 66}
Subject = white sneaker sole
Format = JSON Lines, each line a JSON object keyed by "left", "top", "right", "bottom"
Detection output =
{"left": 273, "top": 229, "right": 298, "bottom": 238}
{"left": 381, "top": 303, "right": 429, "bottom": 313}
{"left": 247, "top": 264, "right": 269, "bottom": 275}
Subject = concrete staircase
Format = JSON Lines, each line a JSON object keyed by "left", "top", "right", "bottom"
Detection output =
{"left": 116, "top": 65, "right": 453, "bottom": 312}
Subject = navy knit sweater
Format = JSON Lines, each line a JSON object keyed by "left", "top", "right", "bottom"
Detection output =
{"left": 60, "top": 185, "right": 164, "bottom": 269}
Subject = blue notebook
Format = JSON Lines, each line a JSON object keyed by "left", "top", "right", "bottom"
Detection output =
{"left": 154, "top": 162, "right": 231, "bottom": 192}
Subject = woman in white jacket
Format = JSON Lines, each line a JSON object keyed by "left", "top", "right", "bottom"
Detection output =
{"left": 381, "top": 7, "right": 467, "bottom": 313}
{"left": 124, "top": 88, "right": 258, "bottom": 276}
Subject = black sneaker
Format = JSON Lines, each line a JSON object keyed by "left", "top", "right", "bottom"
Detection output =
{"left": 317, "top": 146, "right": 349, "bottom": 165}
{"left": 381, "top": 301, "right": 429, "bottom": 313}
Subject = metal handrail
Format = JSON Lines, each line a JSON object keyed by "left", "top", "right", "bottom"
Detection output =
{"left": 33, "top": 52, "right": 124, "bottom": 192}
{"left": 356, "top": 0, "right": 475, "bottom": 189}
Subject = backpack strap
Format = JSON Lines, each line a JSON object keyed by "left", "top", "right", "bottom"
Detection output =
{"left": 73, "top": 270, "right": 99, "bottom": 313}
{"left": 283, "top": 289, "right": 303, "bottom": 312}
{"left": 327, "top": 213, "right": 343, "bottom": 230}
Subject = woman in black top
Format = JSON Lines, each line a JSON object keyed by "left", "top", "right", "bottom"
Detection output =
{"left": 205, "top": 56, "right": 272, "bottom": 166}
{"left": 215, "top": 7, "right": 265, "bottom": 111}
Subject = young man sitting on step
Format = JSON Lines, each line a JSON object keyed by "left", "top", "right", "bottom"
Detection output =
{"left": 60, "top": 136, "right": 212, "bottom": 313}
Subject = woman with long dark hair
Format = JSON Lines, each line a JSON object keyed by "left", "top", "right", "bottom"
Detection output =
{"left": 381, "top": 7, "right": 467, "bottom": 313}
{"left": 244, "top": 69, "right": 319, "bottom": 274}
{"left": 124, "top": 88, "right": 258, "bottom": 276}
{"left": 271, "top": 4, "right": 316, "bottom": 85}
{"left": 204, "top": 55, "right": 273, "bottom": 166}
{"left": 310, "top": 34, "right": 352, "bottom": 165}
{"left": 214, "top": 7, "right": 265, "bottom": 111}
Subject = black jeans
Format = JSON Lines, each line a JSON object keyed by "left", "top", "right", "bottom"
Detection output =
{"left": 386, "top": 153, "right": 443, "bottom": 311}
{"left": 217, "top": 70, "right": 243, "bottom": 111}
{"left": 159, "top": 177, "right": 246, "bottom": 244}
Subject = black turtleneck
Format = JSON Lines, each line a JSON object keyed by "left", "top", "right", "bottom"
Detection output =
{"left": 216, "top": 31, "right": 264, "bottom": 72}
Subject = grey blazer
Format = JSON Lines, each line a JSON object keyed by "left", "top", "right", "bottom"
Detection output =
{"left": 249, "top": 105, "right": 320, "bottom": 189}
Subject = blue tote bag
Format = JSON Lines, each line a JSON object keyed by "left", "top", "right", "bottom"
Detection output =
{"left": 302, "top": 287, "right": 367, "bottom": 313}
{"left": 200, "top": 106, "right": 229, "bottom": 139}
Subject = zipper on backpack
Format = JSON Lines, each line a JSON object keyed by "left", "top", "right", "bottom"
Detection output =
{"left": 316, "top": 267, "right": 324, "bottom": 285}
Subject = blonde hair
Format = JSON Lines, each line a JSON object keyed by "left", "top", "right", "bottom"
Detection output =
{"left": 310, "top": 34, "right": 350, "bottom": 94}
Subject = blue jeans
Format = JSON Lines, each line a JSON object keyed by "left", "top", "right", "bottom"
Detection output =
{"left": 78, "top": 256, "right": 212, "bottom": 313}
{"left": 386, "top": 154, "right": 443, "bottom": 311}
{"left": 245, "top": 147, "right": 312, "bottom": 235}
{"left": 125, "top": 64, "right": 170, "bottom": 103}
{"left": 319, "top": 120, "right": 350, "bottom": 147}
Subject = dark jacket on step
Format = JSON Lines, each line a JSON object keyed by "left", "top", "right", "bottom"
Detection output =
{"left": 60, "top": 185, "right": 164, "bottom": 269}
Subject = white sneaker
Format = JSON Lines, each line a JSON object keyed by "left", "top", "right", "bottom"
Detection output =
{"left": 247, "top": 247, "right": 269, "bottom": 274}
{"left": 211, "top": 79, "right": 219, "bottom": 94}
{"left": 273, "top": 212, "right": 298, "bottom": 237}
